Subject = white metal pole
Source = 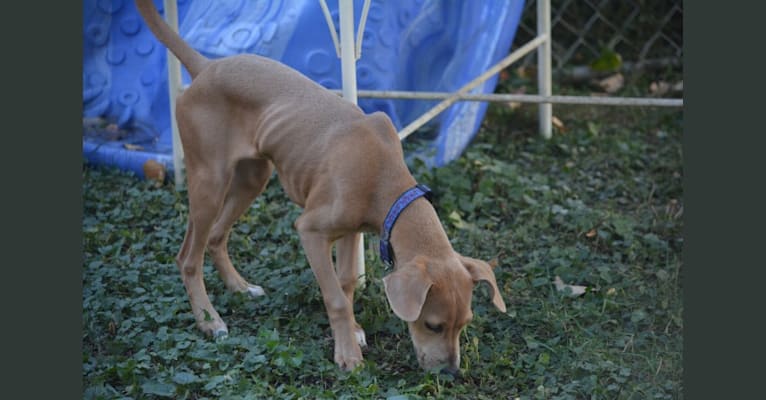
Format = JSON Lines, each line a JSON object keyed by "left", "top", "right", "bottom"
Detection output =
{"left": 339, "top": 0, "right": 358, "bottom": 103}
{"left": 537, "top": 0, "right": 553, "bottom": 139}
{"left": 163, "top": 0, "right": 184, "bottom": 187}
{"left": 318, "top": 0, "right": 341, "bottom": 57}
{"left": 338, "top": 0, "right": 366, "bottom": 287}
{"left": 355, "top": 0, "right": 372, "bottom": 59}
{"left": 398, "top": 34, "right": 548, "bottom": 141}
{"left": 332, "top": 89, "right": 683, "bottom": 107}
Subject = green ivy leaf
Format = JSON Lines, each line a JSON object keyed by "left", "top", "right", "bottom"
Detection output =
{"left": 172, "top": 371, "right": 199, "bottom": 385}
{"left": 141, "top": 381, "right": 176, "bottom": 397}
{"left": 203, "top": 375, "right": 228, "bottom": 391}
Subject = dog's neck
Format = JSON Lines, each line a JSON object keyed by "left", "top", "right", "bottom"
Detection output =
{"left": 385, "top": 198, "right": 454, "bottom": 266}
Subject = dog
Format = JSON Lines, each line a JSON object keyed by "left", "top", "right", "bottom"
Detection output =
{"left": 135, "top": 0, "right": 506, "bottom": 375}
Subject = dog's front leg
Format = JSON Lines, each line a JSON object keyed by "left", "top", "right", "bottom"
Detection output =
{"left": 336, "top": 233, "right": 367, "bottom": 347}
{"left": 296, "top": 217, "right": 363, "bottom": 371}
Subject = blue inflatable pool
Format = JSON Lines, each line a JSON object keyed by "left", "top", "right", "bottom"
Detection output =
{"left": 83, "top": 0, "right": 524, "bottom": 177}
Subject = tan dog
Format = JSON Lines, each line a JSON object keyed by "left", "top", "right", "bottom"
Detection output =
{"left": 136, "top": 0, "right": 506, "bottom": 375}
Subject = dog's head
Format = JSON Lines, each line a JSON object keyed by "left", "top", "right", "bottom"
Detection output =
{"left": 382, "top": 253, "right": 506, "bottom": 374}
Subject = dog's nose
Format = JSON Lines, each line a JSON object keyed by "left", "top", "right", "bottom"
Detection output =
{"left": 440, "top": 366, "right": 461, "bottom": 378}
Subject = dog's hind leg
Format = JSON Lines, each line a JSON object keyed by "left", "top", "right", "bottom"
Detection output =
{"left": 336, "top": 233, "right": 367, "bottom": 347}
{"left": 207, "top": 158, "right": 273, "bottom": 297}
{"left": 176, "top": 162, "right": 234, "bottom": 338}
{"left": 173, "top": 97, "right": 241, "bottom": 338}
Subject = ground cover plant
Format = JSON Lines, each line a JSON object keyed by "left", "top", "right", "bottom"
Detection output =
{"left": 83, "top": 83, "right": 683, "bottom": 399}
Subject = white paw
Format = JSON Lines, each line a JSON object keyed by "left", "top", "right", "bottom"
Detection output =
{"left": 355, "top": 328, "right": 367, "bottom": 347}
{"left": 213, "top": 328, "right": 229, "bottom": 340}
{"left": 247, "top": 285, "right": 266, "bottom": 297}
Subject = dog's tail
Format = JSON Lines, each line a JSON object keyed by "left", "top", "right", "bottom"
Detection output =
{"left": 135, "top": 0, "right": 208, "bottom": 79}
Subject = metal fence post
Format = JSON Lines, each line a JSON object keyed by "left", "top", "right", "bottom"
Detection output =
{"left": 537, "top": 0, "right": 552, "bottom": 139}
{"left": 338, "top": 0, "right": 367, "bottom": 287}
{"left": 163, "top": 0, "right": 185, "bottom": 188}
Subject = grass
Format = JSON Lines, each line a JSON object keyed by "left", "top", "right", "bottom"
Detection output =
{"left": 82, "top": 83, "right": 683, "bottom": 399}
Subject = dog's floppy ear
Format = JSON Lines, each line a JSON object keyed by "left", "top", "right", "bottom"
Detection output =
{"left": 459, "top": 255, "right": 507, "bottom": 313}
{"left": 382, "top": 259, "right": 433, "bottom": 322}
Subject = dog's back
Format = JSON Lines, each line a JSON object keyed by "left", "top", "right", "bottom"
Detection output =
{"left": 179, "top": 53, "right": 402, "bottom": 207}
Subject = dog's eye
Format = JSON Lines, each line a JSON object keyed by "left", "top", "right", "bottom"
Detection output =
{"left": 425, "top": 322, "right": 444, "bottom": 334}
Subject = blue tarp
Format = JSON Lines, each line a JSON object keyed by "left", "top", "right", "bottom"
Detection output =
{"left": 83, "top": 0, "right": 524, "bottom": 177}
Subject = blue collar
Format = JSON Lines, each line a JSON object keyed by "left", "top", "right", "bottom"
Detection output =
{"left": 380, "top": 184, "right": 433, "bottom": 266}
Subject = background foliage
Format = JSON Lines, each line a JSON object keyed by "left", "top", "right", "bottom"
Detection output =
{"left": 515, "top": 0, "right": 682, "bottom": 71}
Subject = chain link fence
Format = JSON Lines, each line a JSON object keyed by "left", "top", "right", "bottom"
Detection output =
{"left": 513, "top": 0, "right": 682, "bottom": 76}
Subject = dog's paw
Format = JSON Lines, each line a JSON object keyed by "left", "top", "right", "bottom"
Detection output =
{"left": 196, "top": 313, "right": 229, "bottom": 339}
{"left": 213, "top": 328, "right": 229, "bottom": 340}
{"left": 247, "top": 285, "right": 266, "bottom": 297}
{"left": 200, "top": 323, "right": 228, "bottom": 338}
{"left": 335, "top": 352, "right": 363, "bottom": 371}
{"left": 334, "top": 342, "right": 363, "bottom": 371}
{"left": 354, "top": 327, "right": 367, "bottom": 348}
